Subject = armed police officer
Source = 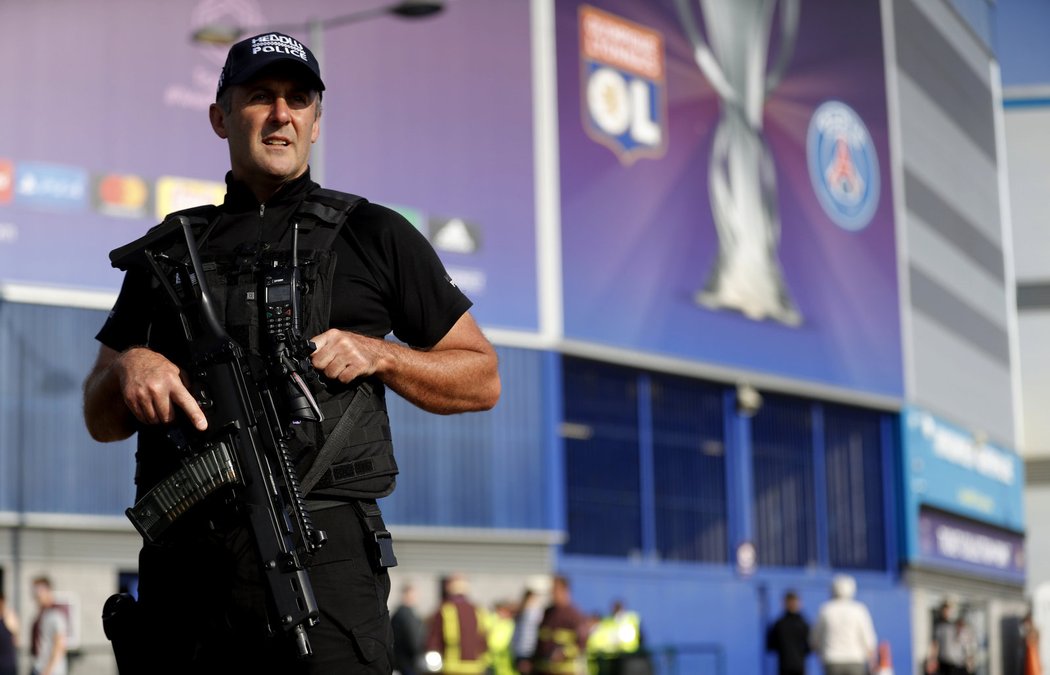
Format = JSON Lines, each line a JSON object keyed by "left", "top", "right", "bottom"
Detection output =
{"left": 82, "top": 32, "right": 500, "bottom": 675}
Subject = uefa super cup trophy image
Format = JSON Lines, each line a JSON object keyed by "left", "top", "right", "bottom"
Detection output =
{"left": 674, "top": 0, "right": 802, "bottom": 325}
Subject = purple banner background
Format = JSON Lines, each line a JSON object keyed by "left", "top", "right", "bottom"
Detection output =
{"left": 556, "top": 0, "right": 903, "bottom": 396}
{"left": 0, "top": 0, "right": 537, "bottom": 333}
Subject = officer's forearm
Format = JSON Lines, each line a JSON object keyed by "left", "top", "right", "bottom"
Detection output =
{"left": 83, "top": 350, "right": 137, "bottom": 442}
{"left": 376, "top": 340, "right": 500, "bottom": 415}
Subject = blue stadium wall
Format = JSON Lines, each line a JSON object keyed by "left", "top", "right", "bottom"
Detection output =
{"left": 553, "top": 357, "right": 913, "bottom": 674}
{"left": 0, "top": 300, "right": 913, "bottom": 673}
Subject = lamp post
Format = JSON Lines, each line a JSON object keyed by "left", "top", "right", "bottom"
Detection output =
{"left": 191, "top": 0, "right": 445, "bottom": 184}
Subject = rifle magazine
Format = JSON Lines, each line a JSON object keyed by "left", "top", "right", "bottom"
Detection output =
{"left": 126, "top": 442, "right": 240, "bottom": 542}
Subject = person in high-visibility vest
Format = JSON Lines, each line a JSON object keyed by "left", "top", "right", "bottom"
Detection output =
{"left": 607, "top": 602, "right": 641, "bottom": 655}
{"left": 425, "top": 574, "right": 489, "bottom": 675}
{"left": 532, "top": 576, "right": 591, "bottom": 675}
{"left": 587, "top": 601, "right": 642, "bottom": 675}
{"left": 487, "top": 601, "right": 517, "bottom": 675}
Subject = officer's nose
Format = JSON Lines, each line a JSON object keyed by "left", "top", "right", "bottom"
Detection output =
{"left": 270, "top": 97, "right": 292, "bottom": 124}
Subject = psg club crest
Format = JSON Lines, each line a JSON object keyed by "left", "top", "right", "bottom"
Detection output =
{"left": 579, "top": 5, "right": 667, "bottom": 164}
{"left": 807, "top": 101, "right": 880, "bottom": 231}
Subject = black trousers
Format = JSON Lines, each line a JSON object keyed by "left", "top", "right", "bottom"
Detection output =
{"left": 134, "top": 504, "right": 393, "bottom": 675}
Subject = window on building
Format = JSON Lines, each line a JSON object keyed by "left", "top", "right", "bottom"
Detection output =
{"left": 561, "top": 357, "right": 890, "bottom": 573}
{"left": 651, "top": 373, "right": 727, "bottom": 563}
{"left": 562, "top": 357, "right": 641, "bottom": 557}
{"left": 824, "top": 404, "right": 887, "bottom": 570}
{"left": 751, "top": 395, "right": 817, "bottom": 568}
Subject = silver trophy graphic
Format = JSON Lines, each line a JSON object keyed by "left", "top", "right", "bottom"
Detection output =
{"left": 674, "top": 0, "right": 802, "bottom": 325}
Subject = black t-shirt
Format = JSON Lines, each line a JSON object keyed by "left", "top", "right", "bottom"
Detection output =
{"left": 766, "top": 611, "right": 810, "bottom": 673}
{"left": 96, "top": 170, "right": 471, "bottom": 353}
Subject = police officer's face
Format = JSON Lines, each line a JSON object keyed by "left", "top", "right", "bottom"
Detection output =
{"left": 211, "top": 74, "right": 320, "bottom": 193}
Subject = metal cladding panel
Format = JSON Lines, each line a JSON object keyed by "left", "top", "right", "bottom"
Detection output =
{"left": 0, "top": 303, "right": 136, "bottom": 515}
{"left": 381, "top": 346, "right": 550, "bottom": 530}
{"left": 893, "top": 0, "right": 1017, "bottom": 445}
{"left": 1006, "top": 107, "right": 1050, "bottom": 282}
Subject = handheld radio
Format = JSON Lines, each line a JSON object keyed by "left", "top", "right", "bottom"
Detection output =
{"left": 262, "top": 224, "right": 303, "bottom": 342}
{"left": 261, "top": 222, "right": 323, "bottom": 424}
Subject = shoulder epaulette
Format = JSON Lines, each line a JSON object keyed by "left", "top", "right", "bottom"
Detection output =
{"left": 294, "top": 188, "right": 367, "bottom": 250}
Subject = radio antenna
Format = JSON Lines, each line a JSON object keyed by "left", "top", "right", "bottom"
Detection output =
{"left": 292, "top": 221, "right": 300, "bottom": 269}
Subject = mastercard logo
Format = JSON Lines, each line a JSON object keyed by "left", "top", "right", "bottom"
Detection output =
{"left": 94, "top": 173, "right": 150, "bottom": 218}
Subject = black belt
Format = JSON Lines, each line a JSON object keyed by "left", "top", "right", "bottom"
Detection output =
{"left": 305, "top": 498, "right": 398, "bottom": 570}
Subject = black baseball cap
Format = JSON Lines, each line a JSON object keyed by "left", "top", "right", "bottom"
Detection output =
{"left": 216, "top": 32, "right": 325, "bottom": 99}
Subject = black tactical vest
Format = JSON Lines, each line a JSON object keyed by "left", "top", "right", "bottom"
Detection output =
{"left": 136, "top": 188, "right": 399, "bottom": 503}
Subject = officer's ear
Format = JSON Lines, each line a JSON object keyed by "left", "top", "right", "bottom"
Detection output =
{"left": 209, "top": 103, "right": 228, "bottom": 140}
{"left": 310, "top": 95, "right": 322, "bottom": 144}
{"left": 310, "top": 114, "right": 320, "bottom": 144}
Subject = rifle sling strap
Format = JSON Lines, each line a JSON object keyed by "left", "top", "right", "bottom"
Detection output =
{"left": 299, "top": 380, "right": 374, "bottom": 495}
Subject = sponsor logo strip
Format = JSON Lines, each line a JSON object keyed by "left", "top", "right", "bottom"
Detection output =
{"left": 155, "top": 176, "right": 226, "bottom": 220}
{"left": 14, "top": 161, "right": 89, "bottom": 212}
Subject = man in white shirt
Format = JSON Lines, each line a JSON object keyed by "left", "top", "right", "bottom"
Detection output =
{"left": 29, "top": 577, "right": 67, "bottom": 675}
{"left": 810, "top": 575, "right": 877, "bottom": 675}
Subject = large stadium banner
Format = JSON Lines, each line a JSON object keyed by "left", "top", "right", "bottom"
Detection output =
{"left": 557, "top": 0, "right": 903, "bottom": 396}
{"left": 0, "top": 0, "right": 537, "bottom": 333}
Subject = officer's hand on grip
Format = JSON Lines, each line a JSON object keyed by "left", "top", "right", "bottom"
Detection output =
{"left": 114, "top": 347, "right": 208, "bottom": 431}
{"left": 309, "top": 329, "right": 386, "bottom": 384}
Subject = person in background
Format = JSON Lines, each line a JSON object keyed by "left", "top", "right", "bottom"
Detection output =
{"left": 513, "top": 587, "right": 545, "bottom": 674}
{"left": 927, "top": 601, "right": 977, "bottom": 675}
{"left": 1023, "top": 612, "right": 1042, "bottom": 675}
{"left": 587, "top": 600, "right": 643, "bottom": 675}
{"left": 532, "top": 576, "right": 590, "bottom": 675}
{"left": 766, "top": 590, "right": 810, "bottom": 675}
{"left": 0, "top": 590, "right": 17, "bottom": 675}
{"left": 392, "top": 584, "right": 425, "bottom": 675}
{"left": 29, "top": 577, "right": 66, "bottom": 675}
{"left": 809, "top": 575, "right": 876, "bottom": 675}
{"left": 425, "top": 574, "right": 488, "bottom": 674}
{"left": 606, "top": 600, "right": 642, "bottom": 656}
{"left": 487, "top": 600, "right": 517, "bottom": 675}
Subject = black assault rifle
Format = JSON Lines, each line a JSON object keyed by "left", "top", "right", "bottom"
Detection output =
{"left": 102, "top": 215, "right": 327, "bottom": 666}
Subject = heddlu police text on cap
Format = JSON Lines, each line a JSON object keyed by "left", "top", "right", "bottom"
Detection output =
{"left": 251, "top": 34, "right": 308, "bottom": 62}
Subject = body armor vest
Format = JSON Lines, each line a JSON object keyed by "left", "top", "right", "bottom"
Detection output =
{"left": 136, "top": 188, "right": 399, "bottom": 503}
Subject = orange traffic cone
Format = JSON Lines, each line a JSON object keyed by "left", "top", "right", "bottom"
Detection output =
{"left": 874, "top": 641, "right": 894, "bottom": 675}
